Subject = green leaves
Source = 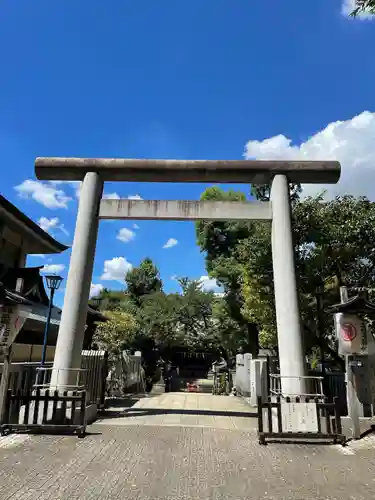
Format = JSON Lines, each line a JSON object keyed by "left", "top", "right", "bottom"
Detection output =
{"left": 125, "top": 257, "right": 162, "bottom": 305}
{"left": 96, "top": 259, "right": 223, "bottom": 356}
{"left": 351, "top": 0, "right": 375, "bottom": 16}
{"left": 96, "top": 189, "right": 375, "bottom": 368}
{"left": 195, "top": 184, "right": 375, "bottom": 364}
{"left": 94, "top": 310, "right": 138, "bottom": 359}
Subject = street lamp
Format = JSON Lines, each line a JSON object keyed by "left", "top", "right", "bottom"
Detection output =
{"left": 41, "top": 274, "right": 63, "bottom": 366}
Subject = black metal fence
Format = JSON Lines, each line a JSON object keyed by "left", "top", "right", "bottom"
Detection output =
{"left": 257, "top": 396, "right": 346, "bottom": 445}
{"left": 322, "top": 372, "right": 347, "bottom": 415}
{"left": 1, "top": 389, "right": 87, "bottom": 438}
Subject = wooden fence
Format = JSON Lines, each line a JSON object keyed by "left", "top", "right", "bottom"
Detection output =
{"left": 1, "top": 389, "right": 87, "bottom": 438}
{"left": 257, "top": 396, "right": 346, "bottom": 445}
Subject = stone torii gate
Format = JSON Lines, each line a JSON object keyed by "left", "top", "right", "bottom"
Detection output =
{"left": 35, "top": 158, "right": 341, "bottom": 395}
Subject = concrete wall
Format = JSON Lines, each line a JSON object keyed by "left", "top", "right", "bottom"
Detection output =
{"left": 0, "top": 343, "right": 55, "bottom": 363}
{"left": 235, "top": 353, "right": 252, "bottom": 398}
{"left": 99, "top": 199, "right": 272, "bottom": 221}
{"left": 235, "top": 353, "right": 268, "bottom": 406}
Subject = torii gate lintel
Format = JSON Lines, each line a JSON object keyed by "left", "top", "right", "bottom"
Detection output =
{"left": 34, "top": 158, "right": 340, "bottom": 396}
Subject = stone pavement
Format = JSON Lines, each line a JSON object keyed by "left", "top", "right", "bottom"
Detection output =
{"left": 96, "top": 392, "right": 258, "bottom": 431}
{"left": 1, "top": 424, "right": 375, "bottom": 499}
{"left": 1, "top": 392, "right": 375, "bottom": 499}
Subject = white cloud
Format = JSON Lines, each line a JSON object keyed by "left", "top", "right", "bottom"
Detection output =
{"left": 50, "top": 181, "right": 82, "bottom": 199}
{"left": 103, "top": 192, "right": 120, "bottom": 200}
{"left": 117, "top": 227, "right": 136, "bottom": 243}
{"left": 244, "top": 110, "right": 375, "bottom": 201}
{"left": 102, "top": 193, "right": 143, "bottom": 201}
{"left": 341, "top": 0, "right": 375, "bottom": 20}
{"left": 41, "top": 263, "right": 66, "bottom": 274}
{"left": 199, "top": 276, "right": 221, "bottom": 292}
{"left": 133, "top": 223, "right": 140, "bottom": 229}
{"left": 101, "top": 257, "right": 132, "bottom": 282}
{"left": 128, "top": 194, "right": 143, "bottom": 200}
{"left": 163, "top": 238, "right": 178, "bottom": 249}
{"left": 38, "top": 216, "right": 59, "bottom": 233}
{"left": 90, "top": 283, "right": 104, "bottom": 298}
{"left": 14, "top": 180, "right": 72, "bottom": 209}
{"left": 28, "top": 254, "right": 45, "bottom": 258}
{"left": 38, "top": 216, "right": 69, "bottom": 237}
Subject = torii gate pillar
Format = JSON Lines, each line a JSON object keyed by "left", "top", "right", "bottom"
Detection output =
{"left": 271, "top": 175, "right": 305, "bottom": 394}
{"left": 35, "top": 157, "right": 341, "bottom": 393}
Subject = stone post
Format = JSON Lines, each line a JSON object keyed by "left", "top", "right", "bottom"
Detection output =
{"left": 51, "top": 172, "right": 103, "bottom": 388}
{"left": 270, "top": 174, "right": 306, "bottom": 395}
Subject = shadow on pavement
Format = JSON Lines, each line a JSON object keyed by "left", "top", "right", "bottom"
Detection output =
{"left": 264, "top": 439, "right": 336, "bottom": 446}
{"left": 98, "top": 407, "right": 257, "bottom": 420}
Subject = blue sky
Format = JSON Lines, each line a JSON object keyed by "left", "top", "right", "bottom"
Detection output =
{"left": 1, "top": 0, "right": 375, "bottom": 306}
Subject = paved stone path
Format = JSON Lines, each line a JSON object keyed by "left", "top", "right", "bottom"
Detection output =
{"left": 97, "top": 392, "right": 258, "bottom": 431}
{"left": 1, "top": 424, "right": 375, "bottom": 499}
{"left": 1, "top": 393, "right": 375, "bottom": 499}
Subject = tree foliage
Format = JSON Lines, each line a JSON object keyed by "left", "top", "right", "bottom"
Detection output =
{"left": 94, "top": 185, "right": 375, "bottom": 372}
{"left": 351, "top": 0, "right": 375, "bottom": 16}
{"left": 125, "top": 257, "right": 162, "bottom": 305}
{"left": 195, "top": 184, "right": 375, "bottom": 366}
{"left": 196, "top": 186, "right": 260, "bottom": 356}
{"left": 251, "top": 183, "right": 302, "bottom": 202}
{"left": 94, "top": 310, "right": 138, "bottom": 359}
{"left": 94, "top": 259, "right": 228, "bottom": 358}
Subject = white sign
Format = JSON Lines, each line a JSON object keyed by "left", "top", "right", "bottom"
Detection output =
{"left": 336, "top": 313, "right": 367, "bottom": 355}
{"left": 0, "top": 305, "right": 30, "bottom": 351}
{"left": 272, "top": 402, "right": 318, "bottom": 433}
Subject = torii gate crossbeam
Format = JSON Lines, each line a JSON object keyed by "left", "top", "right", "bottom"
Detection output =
{"left": 35, "top": 158, "right": 340, "bottom": 396}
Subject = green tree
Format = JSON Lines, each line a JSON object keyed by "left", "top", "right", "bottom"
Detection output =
{"left": 195, "top": 186, "right": 260, "bottom": 356}
{"left": 91, "top": 288, "right": 136, "bottom": 313}
{"left": 251, "top": 183, "right": 302, "bottom": 203}
{"left": 176, "top": 278, "right": 216, "bottom": 349}
{"left": 351, "top": 0, "right": 375, "bottom": 16}
{"left": 196, "top": 182, "right": 375, "bottom": 367}
{"left": 239, "top": 193, "right": 375, "bottom": 366}
{"left": 137, "top": 291, "right": 182, "bottom": 351}
{"left": 135, "top": 278, "right": 219, "bottom": 354}
{"left": 125, "top": 257, "right": 162, "bottom": 305}
{"left": 93, "top": 310, "right": 138, "bottom": 359}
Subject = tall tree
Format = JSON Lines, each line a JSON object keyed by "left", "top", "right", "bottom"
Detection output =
{"left": 93, "top": 310, "right": 138, "bottom": 359}
{"left": 137, "top": 291, "right": 182, "bottom": 351}
{"left": 125, "top": 257, "right": 162, "bottom": 305}
{"left": 239, "top": 193, "right": 375, "bottom": 366}
{"left": 91, "top": 288, "right": 136, "bottom": 313}
{"left": 196, "top": 186, "right": 259, "bottom": 356}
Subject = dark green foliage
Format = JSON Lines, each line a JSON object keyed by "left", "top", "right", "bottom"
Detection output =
{"left": 351, "top": 0, "right": 375, "bottom": 16}
{"left": 125, "top": 257, "right": 162, "bottom": 305}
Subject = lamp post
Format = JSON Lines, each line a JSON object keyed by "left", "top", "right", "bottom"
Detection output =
{"left": 41, "top": 274, "right": 63, "bottom": 366}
